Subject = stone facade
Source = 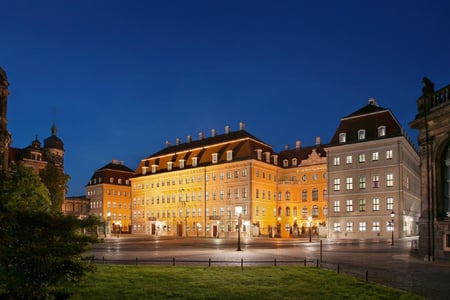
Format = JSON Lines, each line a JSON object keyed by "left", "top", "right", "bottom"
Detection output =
{"left": 410, "top": 78, "right": 450, "bottom": 260}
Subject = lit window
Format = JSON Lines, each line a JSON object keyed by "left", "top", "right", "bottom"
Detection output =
{"left": 152, "top": 165, "right": 157, "bottom": 173}
{"left": 346, "top": 199, "right": 353, "bottom": 212}
{"left": 226, "top": 150, "right": 233, "bottom": 161}
{"left": 359, "top": 199, "right": 366, "bottom": 212}
{"left": 212, "top": 153, "right": 218, "bottom": 164}
{"left": 292, "top": 158, "right": 298, "bottom": 166}
{"left": 333, "top": 157, "right": 340, "bottom": 166}
{"left": 333, "top": 200, "right": 340, "bottom": 212}
{"left": 312, "top": 205, "right": 318, "bottom": 217}
{"left": 312, "top": 188, "right": 318, "bottom": 201}
{"left": 179, "top": 160, "right": 185, "bottom": 169}
{"left": 372, "top": 175, "right": 380, "bottom": 188}
{"left": 346, "top": 222, "right": 353, "bottom": 232}
{"left": 110, "top": 177, "right": 114, "bottom": 183}
{"left": 372, "top": 221, "right": 380, "bottom": 232}
{"left": 372, "top": 198, "right": 380, "bottom": 211}
{"left": 378, "top": 126, "right": 386, "bottom": 137}
{"left": 167, "top": 162, "right": 173, "bottom": 171}
{"left": 333, "top": 223, "right": 341, "bottom": 232}
{"left": 386, "top": 150, "right": 393, "bottom": 160}
{"left": 359, "top": 222, "right": 366, "bottom": 232}
{"left": 192, "top": 157, "right": 198, "bottom": 167}
{"left": 359, "top": 153, "right": 366, "bottom": 163}
{"left": 346, "top": 177, "right": 353, "bottom": 190}
{"left": 386, "top": 173, "right": 394, "bottom": 187}
{"left": 372, "top": 152, "right": 379, "bottom": 161}
{"left": 302, "top": 207, "right": 308, "bottom": 218}
{"left": 285, "top": 191, "right": 291, "bottom": 200}
{"left": 302, "top": 189, "right": 308, "bottom": 201}
{"left": 333, "top": 178, "right": 341, "bottom": 191}
{"left": 359, "top": 176, "right": 366, "bottom": 189}
{"left": 339, "top": 133, "right": 346, "bottom": 143}
{"left": 283, "top": 159, "right": 289, "bottom": 167}
{"left": 386, "top": 197, "right": 394, "bottom": 210}
{"left": 346, "top": 155, "right": 352, "bottom": 164}
{"left": 358, "top": 129, "right": 366, "bottom": 140}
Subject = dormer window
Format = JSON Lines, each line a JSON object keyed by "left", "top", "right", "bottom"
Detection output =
{"left": 226, "top": 150, "right": 233, "bottom": 161}
{"left": 151, "top": 165, "right": 157, "bottom": 173}
{"left": 358, "top": 129, "right": 366, "bottom": 141}
{"left": 339, "top": 133, "right": 346, "bottom": 143}
{"left": 292, "top": 158, "right": 298, "bottom": 166}
{"left": 212, "top": 153, "right": 218, "bottom": 164}
{"left": 378, "top": 126, "right": 386, "bottom": 137}
{"left": 283, "top": 159, "right": 289, "bottom": 167}
{"left": 256, "top": 149, "right": 262, "bottom": 160}
{"left": 264, "top": 152, "right": 270, "bottom": 163}
{"left": 110, "top": 177, "right": 114, "bottom": 183}
{"left": 99, "top": 177, "right": 102, "bottom": 183}
{"left": 118, "top": 178, "right": 122, "bottom": 184}
{"left": 273, "top": 155, "right": 278, "bottom": 165}
{"left": 167, "top": 162, "right": 173, "bottom": 171}
{"left": 179, "top": 159, "right": 185, "bottom": 169}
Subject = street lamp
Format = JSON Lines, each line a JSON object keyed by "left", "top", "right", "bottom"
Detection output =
{"left": 390, "top": 211, "right": 395, "bottom": 246}
{"left": 235, "top": 206, "right": 242, "bottom": 251}
{"left": 308, "top": 216, "right": 312, "bottom": 243}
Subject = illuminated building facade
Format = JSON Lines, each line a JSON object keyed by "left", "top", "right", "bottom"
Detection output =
{"left": 327, "top": 99, "right": 421, "bottom": 240}
{"left": 131, "top": 123, "right": 328, "bottom": 238}
{"left": 86, "top": 159, "right": 134, "bottom": 234}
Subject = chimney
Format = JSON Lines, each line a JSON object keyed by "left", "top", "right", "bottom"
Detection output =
{"left": 199, "top": 132, "right": 204, "bottom": 140}
{"left": 187, "top": 135, "right": 192, "bottom": 143}
{"left": 284, "top": 144, "right": 289, "bottom": 150}
{"left": 211, "top": 129, "right": 216, "bottom": 137}
{"left": 165, "top": 140, "right": 171, "bottom": 147}
{"left": 176, "top": 138, "right": 181, "bottom": 145}
{"left": 368, "top": 98, "right": 378, "bottom": 106}
{"left": 239, "top": 122, "right": 245, "bottom": 130}
{"left": 225, "top": 125, "right": 230, "bottom": 134}
{"left": 112, "top": 159, "right": 119, "bottom": 164}
{"left": 295, "top": 140, "right": 301, "bottom": 149}
{"left": 120, "top": 160, "right": 124, "bottom": 165}
{"left": 316, "top": 136, "right": 321, "bottom": 145}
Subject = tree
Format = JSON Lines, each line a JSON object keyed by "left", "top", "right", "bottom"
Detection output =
{"left": 0, "top": 164, "right": 99, "bottom": 299}
{"left": 39, "top": 162, "right": 71, "bottom": 211}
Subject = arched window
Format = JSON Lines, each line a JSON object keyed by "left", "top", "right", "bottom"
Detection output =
{"left": 312, "top": 205, "right": 319, "bottom": 217}
{"left": 312, "top": 188, "right": 318, "bottom": 201}
{"left": 285, "top": 207, "right": 291, "bottom": 216}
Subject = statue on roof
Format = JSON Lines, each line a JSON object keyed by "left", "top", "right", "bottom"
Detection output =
{"left": 422, "top": 77, "right": 435, "bottom": 96}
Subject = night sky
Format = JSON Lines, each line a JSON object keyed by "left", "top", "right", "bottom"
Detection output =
{"left": 2, "top": 0, "right": 450, "bottom": 196}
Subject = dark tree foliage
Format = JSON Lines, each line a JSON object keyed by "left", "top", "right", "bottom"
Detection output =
{"left": 39, "top": 162, "right": 71, "bottom": 212}
{"left": 0, "top": 164, "right": 100, "bottom": 299}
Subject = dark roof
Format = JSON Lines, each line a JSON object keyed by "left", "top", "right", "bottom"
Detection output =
{"left": 87, "top": 160, "right": 135, "bottom": 186}
{"left": 329, "top": 101, "right": 403, "bottom": 146}
{"left": 278, "top": 145, "right": 327, "bottom": 168}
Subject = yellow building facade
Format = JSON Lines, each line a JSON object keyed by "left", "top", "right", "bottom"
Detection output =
{"left": 131, "top": 124, "right": 328, "bottom": 238}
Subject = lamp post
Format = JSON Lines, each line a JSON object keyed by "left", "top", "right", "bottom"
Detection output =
{"left": 106, "top": 212, "right": 111, "bottom": 237}
{"left": 390, "top": 211, "right": 395, "bottom": 246}
{"left": 236, "top": 206, "right": 242, "bottom": 251}
{"left": 308, "top": 216, "right": 312, "bottom": 243}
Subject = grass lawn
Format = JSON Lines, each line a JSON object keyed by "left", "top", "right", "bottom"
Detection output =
{"left": 57, "top": 265, "right": 423, "bottom": 300}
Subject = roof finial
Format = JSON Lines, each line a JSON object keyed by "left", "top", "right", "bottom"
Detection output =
{"left": 51, "top": 121, "right": 57, "bottom": 136}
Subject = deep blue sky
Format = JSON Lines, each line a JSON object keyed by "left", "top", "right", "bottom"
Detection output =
{"left": 2, "top": 1, "right": 450, "bottom": 196}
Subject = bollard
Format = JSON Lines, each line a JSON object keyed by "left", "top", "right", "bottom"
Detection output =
{"left": 274, "top": 258, "right": 277, "bottom": 267}
{"left": 102, "top": 256, "right": 105, "bottom": 265}
{"left": 365, "top": 270, "right": 369, "bottom": 282}
{"left": 337, "top": 264, "right": 340, "bottom": 274}
{"left": 320, "top": 240, "right": 323, "bottom": 265}
{"left": 316, "top": 259, "right": 319, "bottom": 268}
{"left": 173, "top": 257, "right": 175, "bottom": 266}
{"left": 209, "top": 258, "right": 211, "bottom": 267}
{"left": 304, "top": 257, "right": 306, "bottom": 266}
{"left": 135, "top": 257, "right": 138, "bottom": 266}
{"left": 241, "top": 258, "right": 244, "bottom": 271}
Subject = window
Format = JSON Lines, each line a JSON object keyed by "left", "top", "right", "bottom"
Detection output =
{"left": 359, "top": 153, "right": 366, "bottom": 163}
{"left": 242, "top": 187, "right": 247, "bottom": 198}
{"left": 302, "top": 189, "right": 308, "bottom": 201}
{"left": 378, "top": 126, "right": 386, "bottom": 137}
{"left": 359, "top": 222, "right": 367, "bottom": 232}
{"left": 242, "top": 169, "right": 248, "bottom": 177}
{"left": 212, "top": 153, "right": 218, "bottom": 164}
{"left": 386, "top": 150, "right": 393, "bottom": 160}
{"left": 339, "top": 133, "right": 346, "bottom": 143}
{"left": 227, "top": 150, "right": 233, "bottom": 161}
{"left": 359, "top": 199, "right": 366, "bottom": 212}
{"left": 358, "top": 129, "right": 366, "bottom": 140}
{"left": 192, "top": 157, "right": 198, "bottom": 167}
{"left": 312, "top": 205, "right": 318, "bottom": 217}
{"left": 346, "top": 200, "right": 353, "bottom": 212}
{"left": 346, "top": 155, "right": 352, "bottom": 164}
{"left": 179, "top": 159, "right": 185, "bottom": 169}
{"left": 346, "top": 222, "right": 353, "bottom": 232}
{"left": 285, "top": 191, "right": 291, "bottom": 200}
{"left": 372, "top": 221, "right": 380, "bottom": 232}
{"left": 302, "top": 207, "right": 308, "bottom": 218}
{"left": 346, "top": 177, "right": 353, "bottom": 190}
{"left": 333, "top": 223, "right": 341, "bottom": 232}
{"left": 110, "top": 177, "right": 114, "bottom": 183}
{"left": 256, "top": 189, "right": 259, "bottom": 198}
{"left": 386, "top": 173, "right": 394, "bottom": 187}
{"left": 386, "top": 197, "right": 394, "bottom": 210}
{"left": 312, "top": 188, "right": 318, "bottom": 201}
{"left": 372, "top": 175, "right": 380, "bottom": 188}
{"left": 323, "top": 206, "right": 328, "bottom": 216}
{"left": 283, "top": 160, "right": 289, "bottom": 167}
{"left": 359, "top": 176, "right": 366, "bottom": 189}
{"left": 372, "top": 152, "right": 379, "bottom": 161}
{"left": 333, "top": 157, "right": 340, "bottom": 166}
{"left": 227, "top": 171, "right": 232, "bottom": 179}
{"left": 234, "top": 188, "right": 239, "bottom": 199}
{"left": 167, "top": 162, "right": 173, "bottom": 171}
{"left": 333, "top": 200, "right": 340, "bottom": 212}
{"left": 285, "top": 207, "right": 291, "bottom": 217}
{"left": 333, "top": 178, "right": 341, "bottom": 191}
{"left": 372, "top": 198, "right": 380, "bottom": 211}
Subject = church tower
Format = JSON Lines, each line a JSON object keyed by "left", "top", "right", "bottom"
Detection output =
{"left": 0, "top": 67, "right": 12, "bottom": 172}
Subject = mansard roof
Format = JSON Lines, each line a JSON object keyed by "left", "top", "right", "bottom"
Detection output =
{"left": 329, "top": 100, "right": 404, "bottom": 146}
{"left": 136, "top": 129, "right": 276, "bottom": 175}
{"left": 87, "top": 160, "right": 134, "bottom": 186}
{"left": 278, "top": 144, "right": 327, "bottom": 168}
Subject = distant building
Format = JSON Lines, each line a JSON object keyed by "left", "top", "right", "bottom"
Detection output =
{"left": 62, "top": 195, "right": 90, "bottom": 219}
{"left": 0, "top": 67, "right": 12, "bottom": 172}
{"left": 86, "top": 160, "right": 134, "bottom": 234}
{"left": 326, "top": 99, "right": 421, "bottom": 240}
{"left": 410, "top": 79, "right": 450, "bottom": 260}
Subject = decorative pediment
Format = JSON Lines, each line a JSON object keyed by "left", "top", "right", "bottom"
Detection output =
{"left": 300, "top": 149, "right": 326, "bottom": 166}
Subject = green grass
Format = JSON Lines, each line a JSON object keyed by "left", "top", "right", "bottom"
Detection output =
{"left": 55, "top": 265, "right": 423, "bottom": 300}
